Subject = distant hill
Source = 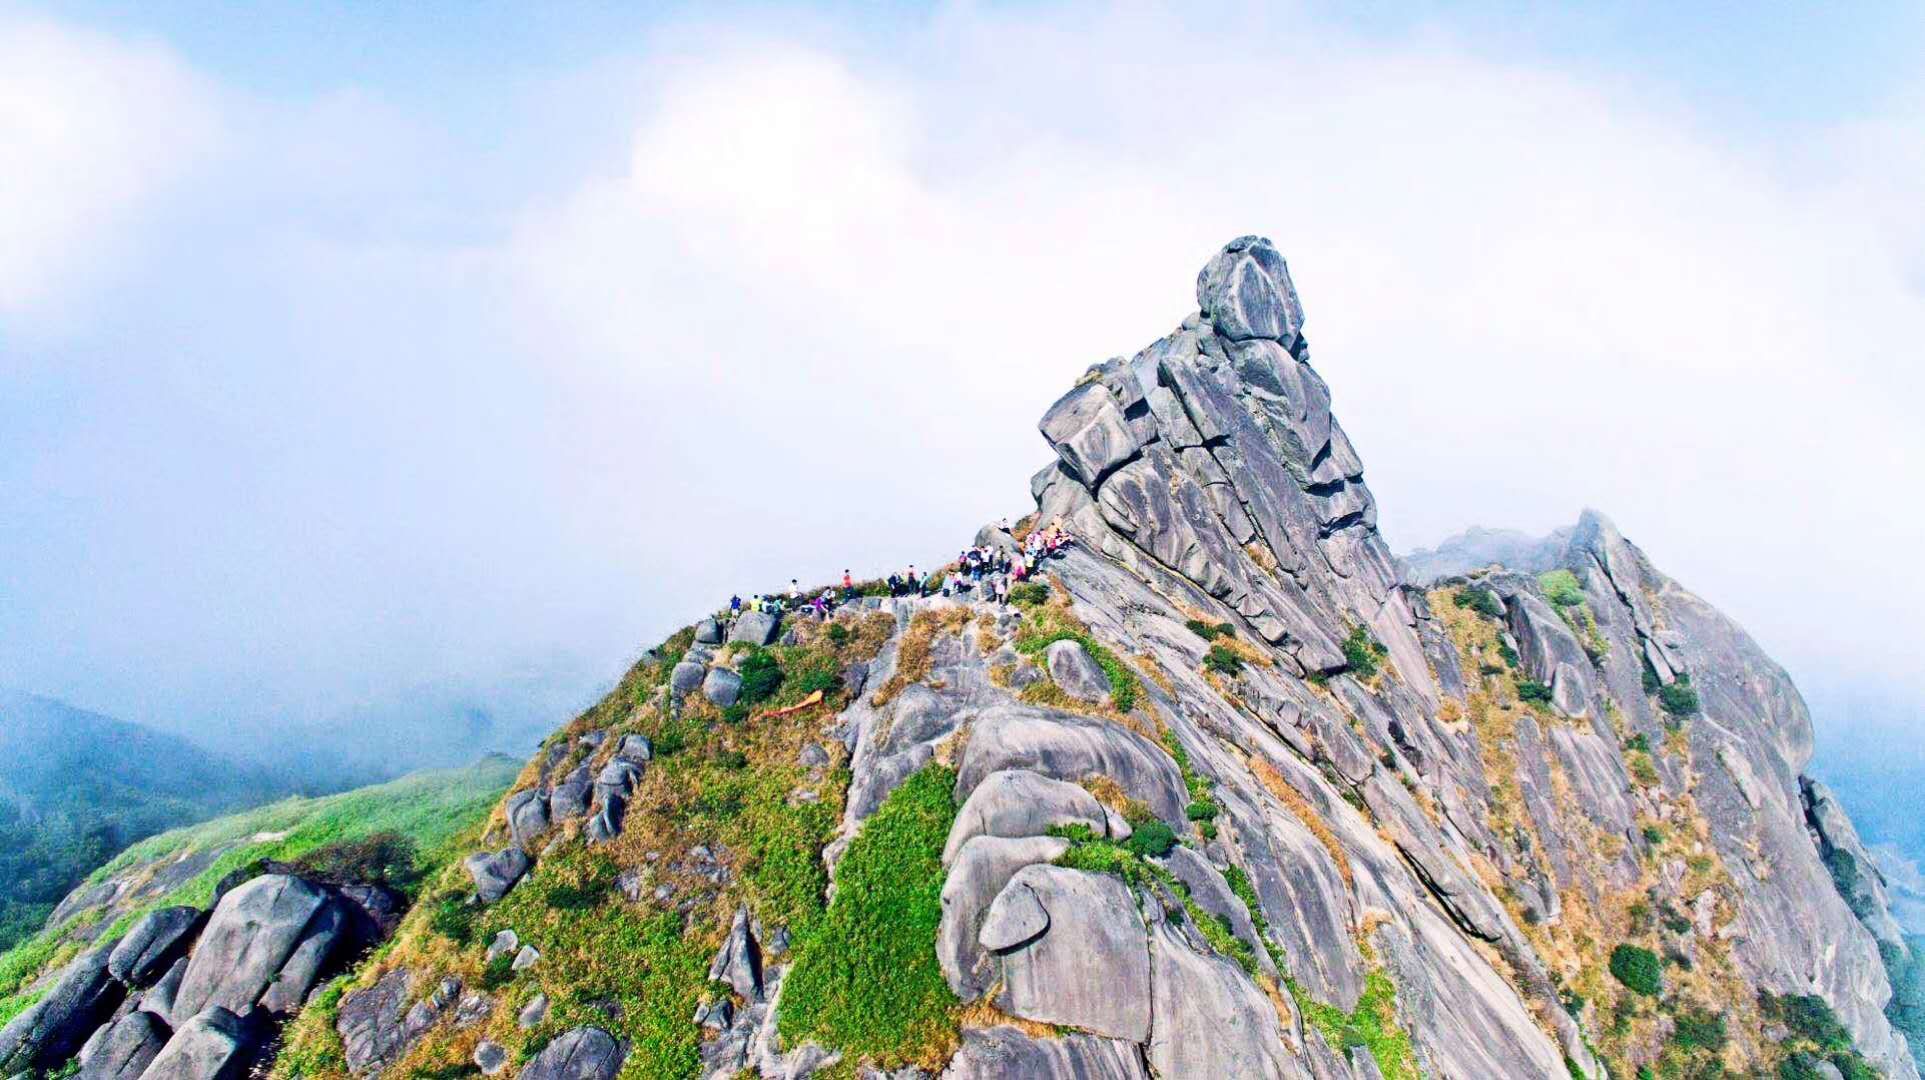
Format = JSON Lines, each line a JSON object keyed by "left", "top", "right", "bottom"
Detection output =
{"left": 0, "top": 690, "right": 291, "bottom": 951}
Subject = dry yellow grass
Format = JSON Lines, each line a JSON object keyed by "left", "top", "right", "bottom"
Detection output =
{"left": 1251, "top": 756, "right": 1354, "bottom": 890}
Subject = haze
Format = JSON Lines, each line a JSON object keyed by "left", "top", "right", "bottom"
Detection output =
{"left": 3, "top": 3, "right": 1920, "bottom": 785}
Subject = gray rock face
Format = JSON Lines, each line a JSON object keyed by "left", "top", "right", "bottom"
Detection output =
{"left": 75, "top": 1008, "right": 168, "bottom": 1080}
{"left": 939, "top": 1024, "right": 1147, "bottom": 1080}
{"left": 0, "top": 944, "right": 123, "bottom": 1073}
{"left": 1039, "top": 382, "right": 1143, "bottom": 488}
{"left": 170, "top": 874, "right": 349, "bottom": 1025}
{"left": 106, "top": 907, "right": 201, "bottom": 989}
{"left": 707, "top": 906, "right": 763, "bottom": 1001}
{"left": 942, "top": 769, "right": 1117, "bottom": 866}
{"left": 335, "top": 968, "right": 415, "bottom": 1076}
{"left": 1153, "top": 846, "right": 1274, "bottom": 977}
{"left": 956, "top": 707, "right": 1187, "bottom": 823}
{"left": 938, "top": 835, "right": 1071, "bottom": 1001}
{"left": 516, "top": 1026, "right": 625, "bottom": 1080}
{"left": 1147, "top": 921, "right": 1295, "bottom": 1079}
{"left": 1043, "top": 639, "right": 1112, "bottom": 705}
{"left": 728, "top": 611, "right": 780, "bottom": 647}
{"left": 703, "top": 666, "right": 744, "bottom": 707}
{"left": 669, "top": 660, "right": 707, "bottom": 697}
{"left": 506, "top": 788, "right": 552, "bottom": 852}
{"left": 1197, "top": 235, "right": 1304, "bottom": 346}
{"left": 694, "top": 617, "right": 724, "bottom": 645}
{"left": 139, "top": 1007, "right": 253, "bottom": 1080}
{"left": 990, "top": 866, "right": 1151, "bottom": 1042}
{"left": 465, "top": 849, "right": 532, "bottom": 903}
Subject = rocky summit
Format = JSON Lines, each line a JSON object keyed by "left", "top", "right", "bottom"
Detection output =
{"left": 12, "top": 236, "right": 1917, "bottom": 1079}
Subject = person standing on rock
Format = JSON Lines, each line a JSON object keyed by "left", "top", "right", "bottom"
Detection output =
{"left": 842, "top": 569, "right": 854, "bottom": 599}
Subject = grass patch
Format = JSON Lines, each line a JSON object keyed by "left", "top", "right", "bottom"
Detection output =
{"left": 1204, "top": 643, "right": 1245, "bottom": 676}
{"left": 1290, "top": 968, "right": 1419, "bottom": 1080}
{"left": 1186, "top": 619, "right": 1235, "bottom": 640}
{"left": 1453, "top": 586, "right": 1505, "bottom": 619}
{"left": 779, "top": 765, "right": 960, "bottom": 1069}
{"left": 1340, "top": 626, "right": 1388, "bottom": 679}
{"left": 1010, "top": 594, "right": 1141, "bottom": 713}
{"left": 1540, "top": 569, "right": 1586, "bottom": 608}
{"left": 1658, "top": 675, "right": 1700, "bottom": 718}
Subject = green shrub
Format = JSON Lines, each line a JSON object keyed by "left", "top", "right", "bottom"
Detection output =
{"left": 1642, "top": 824, "right": 1666, "bottom": 845}
{"left": 1185, "top": 619, "right": 1234, "bottom": 640}
{"left": 1642, "top": 656, "right": 1662, "bottom": 693}
{"left": 826, "top": 622, "right": 851, "bottom": 646}
{"left": 779, "top": 765, "right": 959, "bottom": 1065}
{"left": 1539, "top": 569, "right": 1586, "bottom": 607}
{"left": 721, "top": 703, "right": 751, "bottom": 725}
{"left": 1671, "top": 1006, "right": 1727, "bottom": 1051}
{"left": 1185, "top": 801, "right": 1219, "bottom": 822}
{"left": 429, "top": 889, "right": 480, "bottom": 945}
{"left": 1008, "top": 582, "right": 1050, "bottom": 607}
{"left": 1609, "top": 944, "right": 1663, "bottom": 996}
{"left": 1497, "top": 641, "right": 1521, "bottom": 668}
{"left": 1204, "top": 643, "right": 1244, "bottom": 676}
{"left": 1454, "top": 587, "right": 1504, "bottom": 619}
{"left": 1123, "top": 820, "right": 1178, "bottom": 859}
{"left": 1659, "top": 676, "right": 1700, "bottom": 718}
{"left": 1291, "top": 969, "right": 1420, "bottom": 1080}
{"left": 1761, "top": 991, "right": 1853, "bottom": 1053}
{"left": 1341, "top": 626, "right": 1387, "bottom": 678}
{"left": 736, "top": 649, "right": 785, "bottom": 705}
{"left": 1516, "top": 680, "right": 1554, "bottom": 704}
{"left": 289, "top": 831, "right": 420, "bottom": 892}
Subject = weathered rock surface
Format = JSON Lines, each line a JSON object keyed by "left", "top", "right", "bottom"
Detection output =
{"left": 466, "top": 848, "right": 532, "bottom": 903}
{"left": 74, "top": 1007, "right": 168, "bottom": 1080}
{"left": 990, "top": 866, "right": 1151, "bottom": 1042}
{"left": 138, "top": 1007, "right": 254, "bottom": 1080}
{"left": 941, "top": 769, "right": 1118, "bottom": 866}
{"left": 728, "top": 611, "right": 781, "bottom": 647}
{"left": 939, "top": 1024, "right": 1147, "bottom": 1079}
{"left": 105, "top": 908, "right": 201, "bottom": 989}
{"left": 1043, "top": 639, "right": 1112, "bottom": 704}
{"left": 0, "top": 944, "right": 124, "bottom": 1073}
{"left": 169, "top": 874, "right": 350, "bottom": 1025}
{"left": 517, "top": 1026, "right": 625, "bottom": 1080}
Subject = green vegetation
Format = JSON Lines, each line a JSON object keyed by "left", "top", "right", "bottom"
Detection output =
{"left": 1761, "top": 990, "right": 1883, "bottom": 1079}
{"left": 1204, "top": 643, "right": 1245, "bottom": 676}
{"left": 1609, "top": 944, "right": 1663, "bottom": 996}
{"left": 1453, "top": 586, "right": 1505, "bottom": 619}
{"left": 0, "top": 757, "right": 515, "bottom": 1024}
{"left": 1290, "top": 969, "right": 1420, "bottom": 1080}
{"left": 1161, "top": 731, "right": 1221, "bottom": 841}
{"left": 1540, "top": 569, "right": 1587, "bottom": 608}
{"left": 1011, "top": 599, "right": 1141, "bottom": 712}
{"left": 1669, "top": 1006, "right": 1728, "bottom": 1051}
{"left": 1884, "top": 936, "right": 1925, "bottom": 1074}
{"left": 1516, "top": 680, "right": 1554, "bottom": 705}
{"left": 1658, "top": 675, "right": 1701, "bottom": 718}
{"left": 779, "top": 765, "right": 960, "bottom": 1069}
{"left": 1051, "top": 825, "right": 1256, "bottom": 977}
{"left": 1008, "top": 582, "right": 1051, "bottom": 607}
{"left": 0, "top": 691, "right": 297, "bottom": 951}
{"left": 1186, "top": 619, "right": 1235, "bottom": 640}
{"left": 1340, "top": 625, "right": 1389, "bottom": 679}
{"left": 735, "top": 647, "right": 786, "bottom": 706}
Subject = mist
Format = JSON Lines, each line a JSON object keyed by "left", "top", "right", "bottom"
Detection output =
{"left": 3, "top": 3, "right": 1921, "bottom": 784}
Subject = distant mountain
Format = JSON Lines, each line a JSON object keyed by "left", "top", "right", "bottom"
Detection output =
{"left": 1398, "top": 522, "right": 1575, "bottom": 585}
{"left": 0, "top": 690, "right": 292, "bottom": 951}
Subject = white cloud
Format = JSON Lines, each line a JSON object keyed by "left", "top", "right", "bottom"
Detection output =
{"left": 4, "top": 4, "right": 1921, "bottom": 743}
{"left": 0, "top": 15, "right": 219, "bottom": 321}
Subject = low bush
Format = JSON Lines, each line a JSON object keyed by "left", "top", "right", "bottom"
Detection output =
{"left": 736, "top": 649, "right": 785, "bottom": 706}
{"left": 1008, "top": 582, "right": 1050, "bottom": 607}
{"left": 1185, "top": 800, "right": 1219, "bottom": 822}
{"left": 1185, "top": 619, "right": 1234, "bottom": 640}
{"left": 1516, "top": 680, "right": 1554, "bottom": 705}
{"left": 1539, "top": 569, "right": 1587, "bottom": 608}
{"left": 1123, "top": 819, "right": 1177, "bottom": 859}
{"left": 1609, "top": 944, "right": 1663, "bottom": 996}
{"left": 1659, "top": 676, "right": 1701, "bottom": 718}
{"left": 825, "top": 622, "right": 851, "bottom": 646}
{"left": 289, "top": 831, "right": 420, "bottom": 892}
{"left": 1204, "top": 643, "right": 1245, "bottom": 676}
{"left": 1341, "top": 626, "right": 1388, "bottom": 678}
{"left": 1454, "top": 587, "right": 1504, "bottom": 619}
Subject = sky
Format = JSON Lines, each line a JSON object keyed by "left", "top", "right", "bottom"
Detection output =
{"left": 2, "top": 1, "right": 1922, "bottom": 772}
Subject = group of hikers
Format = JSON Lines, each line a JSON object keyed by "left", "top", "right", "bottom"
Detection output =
{"left": 722, "top": 519, "right": 1078, "bottom": 624}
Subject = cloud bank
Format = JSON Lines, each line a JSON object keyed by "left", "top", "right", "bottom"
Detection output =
{"left": 2, "top": 5, "right": 1920, "bottom": 753}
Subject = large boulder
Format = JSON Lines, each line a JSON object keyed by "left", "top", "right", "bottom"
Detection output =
{"left": 669, "top": 661, "right": 707, "bottom": 697}
{"left": 75, "top": 1007, "right": 169, "bottom": 1080}
{"left": 170, "top": 874, "right": 352, "bottom": 1025}
{"left": 1039, "top": 382, "right": 1142, "bottom": 488}
{"left": 989, "top": 865, "right": 1151, "bottom": 1042}
{"left": 0, "top": 943, "right": 124, "bottom": 1073}
{"left": 1196, "top": 235, "right": 1304, "bottom": 347}
{"left": 506, "top": 789, "right": 552, "bottom": 852}
{"left": 942, "top": 770, "right": 1121, "bottom": 866}
{"left": 548, "top": 766, "right": 593, "bottom": 821}
{"left": 1043, "top": 639, "right": 1112, "bottom": 705}
{"left": 1147, "top": 921, "right": 1294, "bottom": 1078}
{"left": 138, "top": 1006, "right": 254, "bottom": 1080}
{"left": 938, "top": 835, "right": 1070, "bottom": 1001}
{"left": 939, "top": 1024, "right": 1147, "bottom": 1079}
{"left": 956, "top": 706, "right": 1188, "bottom": 823}
{"left": 702, "top": 667, "right": 744, "bottom": 708}
{"left": 106, "top": 907, "right": 202, "bottom": 988}
{"left": 728, "top": 611, "right": 780, "bottom": 647}
{"left": 694, "top": 617, "right": 724, "bottom": 645}
{"left": 465, "top": 849, "right": 532, "bottom": 904}
{"left": 335, "top": 968, "right": 415, "bottom": 1075}
{"left": 516, "top": 1026, "right": 625, "bottom": 1080}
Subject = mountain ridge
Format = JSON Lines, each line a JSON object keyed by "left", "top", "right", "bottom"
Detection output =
{"left": 3, "top": 235, "right": 1914, "bottom": 1079}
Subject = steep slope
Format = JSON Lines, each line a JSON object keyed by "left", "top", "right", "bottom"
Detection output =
{"left": 0, "top": 690, "right": 292, "bottom": 952}
{"left": 0, "top": 756, "right": 517, "bottom": 1075}
{"left": 250, "top": 236, "right": 1912, "bottom": 1080}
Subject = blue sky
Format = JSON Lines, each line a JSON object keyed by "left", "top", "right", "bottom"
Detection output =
{"left": 2, "top": 1, "right": 1921, "bottom": 766}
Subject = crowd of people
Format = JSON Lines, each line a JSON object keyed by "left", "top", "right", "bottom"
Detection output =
{"left": 720, "top": 519, "right": 1078, "bottom": 626}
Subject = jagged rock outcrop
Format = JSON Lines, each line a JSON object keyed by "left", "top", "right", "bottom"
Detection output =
{"left": 233, "top": 235, "right": 1915, "bottom": 1080}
